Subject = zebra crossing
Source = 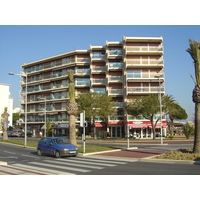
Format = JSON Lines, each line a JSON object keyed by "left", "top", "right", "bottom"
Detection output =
{"left": 1, "top": 156, "right": 130, "bottom": 175}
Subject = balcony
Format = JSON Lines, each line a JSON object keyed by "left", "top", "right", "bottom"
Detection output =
{"left": 126, "top": 59, "right": 163, "bottom": 68}
{"left": 75, "top": 79, "right": 90, "bottom": 86}
{"left": 91, "top": 53, "right": 106, "bottom": 61}
{"left": 108, "top": 89, "right": 124, "bottom": 96}
{"left": 108, "top": 49, "right": 123, "bottom": 57}
{"left": 127, "top": 87, "right": 164, "bottom": 94}
{"left": 127, "top": 73, "right": 164, "bottom": 81}
{"left": 108, "top": 62, "right": 123, "bottom": 70}
{"left": 27, "top": 72, "right": 68, "bottom": 84}
{"left": 113, "top": 102, "right": 124, "bottom": 108}
{"left": 26, "top": 84, "right": 69, "bottom": 94}
{"left": 75, "top": 68, "right": 90, "bottom": 75}
{"left": 25, "top": 58, "right": 76, "bottom": 74}
{"left": 91, "top": 78, "right": 106, "bottom": 85}
{"left": 108, "top": 76, "right": 123, "bottom": 82}
{"left": 126, "top": 46, "right": 163, "bottom": 55}
{"left": 91, "top": 66, "right": 106, "bottom": 73}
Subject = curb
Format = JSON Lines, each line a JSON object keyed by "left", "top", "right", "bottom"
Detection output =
{"left": 79, "top": 147, "right": 138, "bottom": 156}
{"left": 140, "top": 158, "right": 200, "bottom": 165}
{"left": 0, "top": 161, "right": 7, "bottom": 166}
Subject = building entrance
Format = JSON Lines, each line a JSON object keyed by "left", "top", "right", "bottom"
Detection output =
{"left": 109, "top": 126, "right": 122, "bottom": 138}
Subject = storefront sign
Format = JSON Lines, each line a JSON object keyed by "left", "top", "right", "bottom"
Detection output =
{"left": 108, "top": 121, "right": 124, "bottom": 125}
{"left": 94, "top": 122, "right": 106, "bottom": 127}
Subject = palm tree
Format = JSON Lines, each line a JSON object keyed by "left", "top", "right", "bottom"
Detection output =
{"left": 66, "top": 70, "right": 78, "bottom": 146}
{"left": 1, "top": 107, "right": 9, "bottom": 140}
{"left": 186, "top": 39, "right": 200, "bottom": 154}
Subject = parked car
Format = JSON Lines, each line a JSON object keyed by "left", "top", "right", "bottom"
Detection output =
{"left": 19, "top": 132, "right": 33, "bottom": 137}
{"left": 10, "top": 131, "right": 21, "bottom": 137}
{"left": 37, "top": 137, "right": 78, "bottom": 158}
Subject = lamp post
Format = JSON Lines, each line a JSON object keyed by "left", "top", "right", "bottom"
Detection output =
{"left": 155, "top": 74, "right": 163, "bottom": 145}
{"left": 9, "top": 72, "right": 27, "bottom": 147}
{"left": 38, "top": 97, "right": 47, "bottom": 137}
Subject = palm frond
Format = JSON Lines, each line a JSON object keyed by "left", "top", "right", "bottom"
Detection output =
{"left": 187, "top": 39, "right": 200, "bottom": 85}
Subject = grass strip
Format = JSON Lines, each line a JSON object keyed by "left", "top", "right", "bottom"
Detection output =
{"left": 0, "top": 140, "right": 122, "bottom": 153}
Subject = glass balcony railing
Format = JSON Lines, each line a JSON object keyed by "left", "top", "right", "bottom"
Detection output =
{"left": 108, "top": 76, "right": 123, "bottom": 82}
{"left": 91, "top": 66, "right": 106, "bottom": 72}
{"left": 127, "top": 73, "right": 164, "bottom": 79}
{"left": 92, "top": 53, "right": 106, "bottom": 59}
{"left": 108, "top": 49, "right": 123, "bottom": 55}
{"left": 108, "top": 89, "right": 123, "bottom": 95}
{"left": 91, "top": 78, "right": 106, "bottom": 84}
{"left": 127, "top": 87, "right": 164, "bottom": 93}
{"left": 108, "top": 62, "right": 123, "bottom": 69}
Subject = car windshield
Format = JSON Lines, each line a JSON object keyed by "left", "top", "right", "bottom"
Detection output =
{"left": 53, "top": 138, "right": 70, "bottom": 145}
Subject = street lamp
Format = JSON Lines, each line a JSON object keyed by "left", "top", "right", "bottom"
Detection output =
{"left": 8, "top": 72, "right": 27, "bottom": 147}
{"left": 155, "top": 74, "right": 163, "bottom": 145}
{"left": 38, "top": 97, "right": 47, "bottom": 137}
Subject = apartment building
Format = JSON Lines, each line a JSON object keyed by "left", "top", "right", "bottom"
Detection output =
{"left": 20, "top": 36, "right": 166, "bottom": 138}
{"left": 0, "top": 83, "right": 13, "bottom": 129}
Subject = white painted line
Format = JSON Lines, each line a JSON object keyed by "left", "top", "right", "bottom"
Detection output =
{"left": 13, "top": 163, "right": 75, "bottom": 175}
{"left": 72, "top": 157, "right": 127, "bottom": 164}
{"left": 57, "top": 158, "right": 117, "bottom": 167}
{"left": 44, "top": 159, "right": 104, "bottom": 169}
{"left": 29, "top": 161, "right": 91, "bottom": 173}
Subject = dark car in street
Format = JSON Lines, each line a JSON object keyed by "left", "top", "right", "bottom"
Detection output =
{"left": 37, "top": 137, "right": 78, "bottom": 158}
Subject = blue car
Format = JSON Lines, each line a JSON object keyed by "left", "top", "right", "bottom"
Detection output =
{"left": 37, "top": 137, "right": 78, "bottom": 158}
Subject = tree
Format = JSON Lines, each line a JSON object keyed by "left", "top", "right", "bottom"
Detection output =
{"left": 77, "top": 92, "right": 117, "bottom": 139}
{"left": 46, "top": 120, "right": 56, "bottom": 137}
{"left": 186, "top": 39, "right": 200, "bottom": 154}
{"left": 66, "top": 70, "right": 78, "bottom": 146}
{"left": 1, "top": 107, "right": 9, "bottom": 140}
{"left": 126, "top": 94, "right": 160, "bottom": 139}
{"left": 183, "top": 123, "right": 194, "bottom": 139}
{"left": 126, "top": 94, "right": 187, "bottom": 139}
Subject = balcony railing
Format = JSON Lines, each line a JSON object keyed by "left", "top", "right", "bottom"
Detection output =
{"left": 108, "top": 89, "right": 124, "bottom": 95}
{"left": 127, "top": 87, "right": 164, "bottom": 94}
{"left": 27, "top": 72, "right": 68, "bottom": 83}
{"left": 108, "top": 76, "right": 123, "bottom": 82}
{"left": 108, "top": 62, "right": 123, "bottom": 69}
{"left": 126, "top": 59, "right": 163, "bottom": 66}
{"left": 91, "top": 78, "right": 106, "bottom": 84}
{"left": 91, "top": 66, "right": 106, "bottom": 73}
{"left": 91, "top": 53, "right": 106, "bottom": 59}
{"left": 126, "top": 46, "right": 163, "bottom": 53}
{"left": 127, "top": 73, "right": 164, "bottom": 79}
{"left": 113, "top": 102, "right": 124, "bottom": 107}
{"left": 108, "top": 49, "right": 123, "bottom": 56}
{"left": 75, "top": 69, "right": 90, "bottom": 75}
{"left": 26, "top": 84, "right": 69, "bottom": 93}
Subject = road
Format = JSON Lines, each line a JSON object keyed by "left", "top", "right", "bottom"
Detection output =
{"left": 0, "top": 141, "right": 199, "bottom": 175}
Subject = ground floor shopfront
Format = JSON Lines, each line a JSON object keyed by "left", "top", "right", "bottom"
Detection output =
{"left": 25, "top": 120, "right": 167, "bottom": 139}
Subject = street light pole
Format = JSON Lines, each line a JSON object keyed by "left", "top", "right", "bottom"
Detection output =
{"left": 9, "top": 72, "right": 27, "bottom": 147}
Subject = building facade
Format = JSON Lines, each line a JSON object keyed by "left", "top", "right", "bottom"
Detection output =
{"left": 20, "top": 36, "right": 166, "bottom": 138}
{"left": 0, "top": 83, "right": 13, "bottom": 129}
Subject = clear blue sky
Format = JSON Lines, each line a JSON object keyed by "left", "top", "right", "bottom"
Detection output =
{"left": 0, "top": 25, "right": 200, "bottom": 121}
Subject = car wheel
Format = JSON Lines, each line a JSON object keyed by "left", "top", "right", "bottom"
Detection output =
{"left": 55, "top": 151, "right": 60, "bottom": 158}
{"left": 37, "top": 149, "right": 43, "bottom": 156}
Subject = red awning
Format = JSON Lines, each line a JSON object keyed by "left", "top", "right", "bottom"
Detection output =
{"left": 94, "top": 122, "right": 106, "bottom": 127}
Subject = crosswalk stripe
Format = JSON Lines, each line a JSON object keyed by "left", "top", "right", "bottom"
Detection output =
{"left": 13, "top": 163, "right": 75, "bottom": 175}
{"left": 44, "top": 160, "right": 104, "bottom": 169}
{"left": 70, "top": 157, "right": 128, "bottom": 165}
{"left": 0, "top": 166, "right": 38, "bottom": 175}
{"left": 56, "top": 158, "right": 117, "bottom": 167}
{"left": 29, "top": 161, "right": 91, "bottom": 173}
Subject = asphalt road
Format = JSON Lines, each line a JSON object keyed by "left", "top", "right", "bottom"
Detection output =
{"left": 0, "top": 141, "right": 199, "bottom": 175}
